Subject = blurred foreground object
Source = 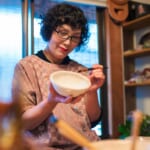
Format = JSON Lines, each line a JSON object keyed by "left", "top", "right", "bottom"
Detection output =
{"left": 49, "top": 115, "right": 96, "bottom": 150}
{"left": 50, "top": 115, "right": 150, "bottom": 150}
{"left": 118, "top": 111, "right": 150, "bottom": 139}
{"left": 131, "top": 110, "right": 143, "bottom": 150}
{"left": 0, "top": 101, "right": 23, "bottom": 150}
{"left": 0, "top": 101, "right": 43, "bottom": 150}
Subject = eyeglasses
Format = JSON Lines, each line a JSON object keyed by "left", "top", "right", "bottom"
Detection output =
{"left": 55, "top": 29, "right": 81, "bottom": 43}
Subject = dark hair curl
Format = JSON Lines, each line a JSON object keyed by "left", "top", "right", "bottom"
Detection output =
{"left": 40, "top": 3, "right": 90, "bottom": 50}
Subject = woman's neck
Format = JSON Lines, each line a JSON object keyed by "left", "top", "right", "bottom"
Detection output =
{"left": 43, "top": 49, "right": 62, "bottom": 64}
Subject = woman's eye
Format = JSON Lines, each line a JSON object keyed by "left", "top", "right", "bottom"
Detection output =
{"left": 72, "top": 36, "right": 80, "bottom": 40}
{"left": 60, "top": 31, "right": 68, "bottom": 36}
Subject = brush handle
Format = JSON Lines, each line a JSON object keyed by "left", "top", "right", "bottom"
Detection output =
{"left": 49, "top": 115, "right": 94, "bottom": 149}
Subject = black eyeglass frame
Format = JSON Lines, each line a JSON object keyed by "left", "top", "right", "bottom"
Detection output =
{"left": 54, "top": 29, "right": 81, "bottom": 43}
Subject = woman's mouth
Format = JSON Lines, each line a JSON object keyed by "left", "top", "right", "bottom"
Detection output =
{"left": 59, "top": 47, "right": 68, "bottom": 52}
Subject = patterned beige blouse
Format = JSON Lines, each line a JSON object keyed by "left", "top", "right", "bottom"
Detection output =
{"left": 12, "top": 54, "right": 100, "bottom": 150}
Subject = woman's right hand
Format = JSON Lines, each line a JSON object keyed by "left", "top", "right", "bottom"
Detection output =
{"left": 48, "top": 82, "right": 84, "bottom": 104}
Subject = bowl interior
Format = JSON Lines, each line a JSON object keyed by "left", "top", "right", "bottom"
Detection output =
{"left": 50, "top": 71, "right": 91, "bottom": 90}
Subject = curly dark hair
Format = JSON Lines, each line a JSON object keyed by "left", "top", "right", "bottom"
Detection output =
{"left": 40, "top": 2, "right": 90, "bottom": 49}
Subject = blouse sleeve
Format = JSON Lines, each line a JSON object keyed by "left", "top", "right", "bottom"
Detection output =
{"left": 12, "top": 61, "right": 39, "bottom": 113}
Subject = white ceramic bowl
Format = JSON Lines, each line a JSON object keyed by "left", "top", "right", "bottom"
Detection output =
{"left": 50, "top": 71, "right": 91, "bottom": 97}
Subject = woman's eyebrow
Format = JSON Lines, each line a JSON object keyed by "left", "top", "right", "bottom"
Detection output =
{"left": 57, "top": 27, "right": 81, "bottom": 34}
{"left": 71, "top": 30, "right": 81, "bottom": 35}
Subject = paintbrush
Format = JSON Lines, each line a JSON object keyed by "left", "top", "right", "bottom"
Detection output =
{"left": 78, "top": 67, "right": 108, "bottom": 73}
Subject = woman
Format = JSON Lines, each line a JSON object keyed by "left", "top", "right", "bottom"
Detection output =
{"left": 12, "top": 2, "right": 105, "bottom": 150}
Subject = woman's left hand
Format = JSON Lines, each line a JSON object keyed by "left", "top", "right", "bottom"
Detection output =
{"left": 88, "top": 64, "right": 105, "bottom": 91}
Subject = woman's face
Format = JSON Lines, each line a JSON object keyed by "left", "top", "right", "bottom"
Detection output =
{"left": 47, "top": 24, "right": 81, "bottom": 62}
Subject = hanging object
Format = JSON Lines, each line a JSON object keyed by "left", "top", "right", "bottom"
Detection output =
{"left": 107, "top": 0, "right": 129, "bottom": 23}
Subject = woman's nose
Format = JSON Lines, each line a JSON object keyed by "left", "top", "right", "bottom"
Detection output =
{"left": 63, "top": 37, "right": 72, "bottom": 45}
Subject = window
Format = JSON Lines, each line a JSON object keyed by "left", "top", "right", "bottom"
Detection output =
{"left": 69, "top": 23, "right": 99, "bottom": 67}
{"left": 0, "top": 1, "right": 22, "bottom": 102}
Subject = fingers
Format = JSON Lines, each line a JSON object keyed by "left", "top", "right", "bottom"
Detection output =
{"left": 92, "top": 64, "right": 103, "bottom": 70}
{"left": 49, "top": 82, "right": 84, "bottom": 104}
{"left": 49, "top": 82, "right": 57, "bottom": 95}
{"left": 88, "top": 64, "right": 105, "bottom": 91}
{"left": 71, "top": 94, "right": 84, "bottom": 104}
{"left": 89, "top": 64, "right": 105, "bottom": 80}
{"left": 66, "top": 94, "right": 84, "bottom": 104}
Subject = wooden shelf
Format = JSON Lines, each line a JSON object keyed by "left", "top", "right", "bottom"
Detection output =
{"left": 124, "top": 48, "right": 150, "bottom": 58}
{"left": 123, "top": 14, "right": 150, "bottom": 30}
{"left": 122, "top": 14, "right": 150, "bottom": 115}
{"left": 125, "top": 81, "right": 150, "bottom": 87}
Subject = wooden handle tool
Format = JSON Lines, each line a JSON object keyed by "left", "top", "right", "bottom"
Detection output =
{"left": 49, "top": 115, "right": 97, "bottom": 150}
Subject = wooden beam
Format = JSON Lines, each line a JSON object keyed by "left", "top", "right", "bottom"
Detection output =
{"left": 105, "top": 9, "right": 125, "bottom": 138}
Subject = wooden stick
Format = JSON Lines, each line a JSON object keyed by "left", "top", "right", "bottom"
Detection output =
{"left": 130, "top": 110, "right": 143, "bottom": 150}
